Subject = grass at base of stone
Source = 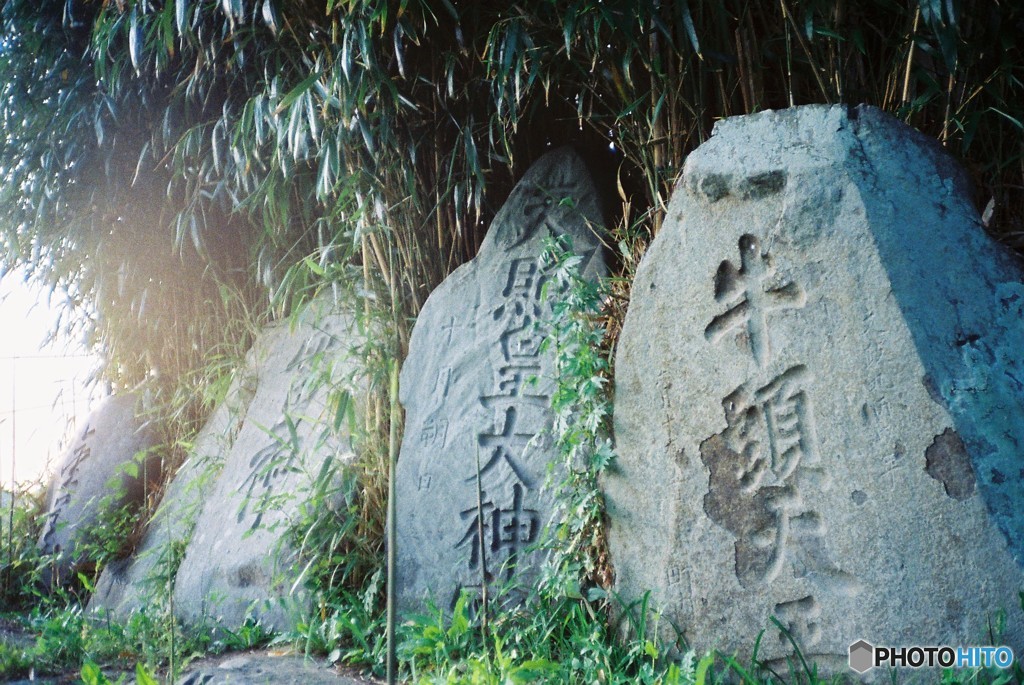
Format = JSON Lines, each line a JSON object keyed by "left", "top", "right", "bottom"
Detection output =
{"left": 4, "top": 596, "right": 1020, "bottom": 685}
{"left": 0, "top": 604, "right": 278, "bottom": 682}
{"left": 0, "top": 641, "right": 31, "bottom": 680}
{"left": 385, "top": 589, "right": 1024, "bottom": 685}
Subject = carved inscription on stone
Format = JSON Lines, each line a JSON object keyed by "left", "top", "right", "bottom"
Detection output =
{"left": 236, "top": 414, "right": 295, "bottom": 531}
{"left": 699, "top": 236, "right": 854, "bottom": 657}
{"left": 455, "top": 484, "right": 541, "bottom": 581}
{"left": 235, "top": 331, "right": 343, "bottom": 532}
{"left": 40, "top": 428, "right": 94, "bottom": 550}
{"left": 500, "top": 167, "right": 579, "bottom": 250}
{"left": 38, "top": 394, "right": 159, "bottom": 589}
{"left": 170, "top": 299, "right": 362, "bottom": 632}
{"left": 449, "top": 255, "right": 553, "bottom": 607}
{"left": 609, "top": 104, "right": 1024, "bottom": 674}
{"left": 395, "top": 147, "right": 606, "bottom": 616}
{"left": 420, "top": 419, "right": 449, "bottom": 448}
{"left": 774, "top": 595, "right": 822, "bottom": 650}
{"left": 701, "top": 366, "right": 831, "bottom": 588}
{"left": 705, "top": 235, "right": 805, "bottom": 366}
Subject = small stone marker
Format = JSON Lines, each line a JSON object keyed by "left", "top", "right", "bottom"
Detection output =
{"left": 39, "top": 394, "right": 160, "bottom": 587}
{"left": 396, "top": 147, "right": 606, "bottom": 614}
{"left": 607, "top": 105, "right": 1024, "bottom": 671}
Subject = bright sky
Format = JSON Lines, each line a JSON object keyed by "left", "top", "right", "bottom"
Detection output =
{"left": 0, "top": 268, "right": 104, "bottom": 490}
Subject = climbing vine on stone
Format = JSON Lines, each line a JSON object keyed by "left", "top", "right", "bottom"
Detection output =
{"left": 538, "top": 235, "right": 616, "bottom": 601}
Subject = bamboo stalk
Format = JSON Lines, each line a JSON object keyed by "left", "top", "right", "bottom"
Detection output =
{"left": 901, "top": 7, "right": 921, "bottom": 106}
{"left": 361, "top": 234, "right": 373, "bottom": 438}
{"left": 783, "top": 7, "right": 794, "bottom": 108}
{"left": 736, "top": 28, "right": 751, "bottom": 113}
{"left": 778, "top": 0, "right": 832, "bottom": 104}
{"left": 386, "top": 247, "right": 400, "bottom": 685}
{"left": 474, "top": 445, "right": 489, "bottom": 644}
{"left": 649, "top": 1, "right": 666, "bottom": 180}
{"left": 942, "top": 71, "right": 955, "bottom": 146}
{"left": 168, "top": 511, "right": 176, "bottom": 683}
{"left": 368, "top": 230, "right": 393, "bottom": 292}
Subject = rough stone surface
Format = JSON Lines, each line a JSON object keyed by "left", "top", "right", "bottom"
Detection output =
{"left": 92, "top": 296, "right": 363, "bottom": 632}
{"left": 607, "top": 105, "right": 1024, "bottom": 671}
{"left": 396, "top": 147, "right": 606, "bottom": 615}
{"left": 38, "top": 393, "right": 160, "bottom": 587}
{"left": 89, "top": 374, "right": 252, "bottom": 620}
{"left": 173, "top": 649, "right": 381, "bottom": 685}
{"left": 172, "top": 297, "right": 362, "bottom": 632}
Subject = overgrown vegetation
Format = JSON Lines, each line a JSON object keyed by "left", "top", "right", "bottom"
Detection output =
{"left": 1, "top": 0, "right": 1022, "bottom": 682}
{"left": 2, "top": 0, "right": 1022, "bottom": 394}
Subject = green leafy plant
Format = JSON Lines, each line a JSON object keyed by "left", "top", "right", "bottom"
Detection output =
{"left": 0, "top": 481, "right": 48, "bottom": 609}
{"left": 538, "top": 235, "right": 617, "bottom": 600}
{"left": 80, "top": 660, "right": 161, "bottom": 685}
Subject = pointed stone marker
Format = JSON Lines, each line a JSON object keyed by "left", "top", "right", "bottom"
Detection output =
{"left": 396, "top": 148, "right": 606, "bottom": 615}
{"left": 92, "top": 296, "right": 363, "bottom": 632}
{"left": 89, "top": 373, "right": 252, "bottom": 620}
{"left": 171, "top": 297, "right": 362, "bottom": 631}
{"left": 607, "top": 105, "right": 1024, "bottom": 672}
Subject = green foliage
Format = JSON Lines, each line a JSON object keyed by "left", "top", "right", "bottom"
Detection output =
{"left": 275, "top": 297, "right": 394, "bottom": 671}
{"left": 389, "top": 241, "right": 687, "bottom": 683}
{"left": 0, "top": 604, "right": 209, "bottom": 679}
{"left": 0, "top": 641, "right": 31, "bottom": 680}
{"left": 2, "top": 0, "right": 1022, "bottom": 432}
{"left": 76, "top": 499, "right": 138, "bottom": 578}
{"left": 0, "top": 483, "right": 48, "bottom": 609}
{"left": 80, "top": 659, "right": 161, "bottom": 685}
{"left": 538, "top": 235, "right": 616, "bottom": 598}
{"left": 396, "top": 588, "right": 818, "bottom": 683}
{"left": 0, "top": 596, "right": 328, "bottom": 682}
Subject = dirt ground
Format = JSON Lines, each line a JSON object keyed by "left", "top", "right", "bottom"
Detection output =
{"left": 166, "top": 648, "right": 383, "bottom": 685}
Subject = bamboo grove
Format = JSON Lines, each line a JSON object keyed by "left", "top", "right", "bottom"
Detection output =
{"left": 0, "top": 0, "right": 1022, "bottom": 567}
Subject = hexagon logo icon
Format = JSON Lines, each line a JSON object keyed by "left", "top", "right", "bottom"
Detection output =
{"left": 849, "top": 640, "right": 874, "bottom": 673}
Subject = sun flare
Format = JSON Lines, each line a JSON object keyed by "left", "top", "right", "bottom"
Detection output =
{"left": 0, "top": 269, "right": 103, "bottom": 489}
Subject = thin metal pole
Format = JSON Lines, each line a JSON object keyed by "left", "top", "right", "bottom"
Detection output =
{"left": 386, "top": 250, "right": 400, "bottom": 685}
{"left": 474, "top": 447, "right": 488, "bottom": 643}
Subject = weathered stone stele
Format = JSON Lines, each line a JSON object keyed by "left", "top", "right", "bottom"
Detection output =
{"left": 92, "top": 296, "right": 363, "bottom": 632}
{"left": 607, "top": 105, "right": 1024, "bottom": 671}
{"left": 89, "top": 374, "right": 252, "bottom": 620}
{"left": 396, "top": 147, "right": 606, "bottom": 614}
{"left": 39, "top": 394, "right": 160, "bottom": 587}
{"left": 172, "top": 298, "right": 362, "bottom": 631}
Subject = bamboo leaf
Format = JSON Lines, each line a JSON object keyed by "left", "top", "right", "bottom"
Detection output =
{"left": 261, "top": 0, "right": 278, "bottom": 34}
{"left": 303, "top": 255, "right": 326, "bottom": 276}
{"left": 175, "top": 0, "right": 187, "bottom": 33}
{"left": 275, "top": 71, "right": 320, "bottom": 115}
{"left": 129, "top": 8, "right": 143, "bottom": 73}
{"left": 676, "top": 1, "right": 701, "bottom": 58}
{"left": 989, "top": 107, "right": 1024, "bottom": 130}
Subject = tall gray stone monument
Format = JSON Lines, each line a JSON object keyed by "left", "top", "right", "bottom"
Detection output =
{"left": 396, "top": 148, "right": 606, "bottom": 614}
{"left": 171, "top": 296, "right": 362, "bottom": 631}
{"left": 39, "top": 393, "right": 160, "bottom": 588}
{"left": 607, "top": 105, "right": 1024, "bottom": 672}
{"left": 92, "top": 296, "right": 364, "bottom": 631}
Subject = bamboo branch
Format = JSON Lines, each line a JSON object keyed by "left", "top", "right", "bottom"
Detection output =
{"left": 901, "top": 7, "right": 921, "bottom": 106}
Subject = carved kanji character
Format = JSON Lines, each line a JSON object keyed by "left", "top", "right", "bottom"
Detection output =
{"left": 705, "top": 234, "right": 806, "bottom": 366}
